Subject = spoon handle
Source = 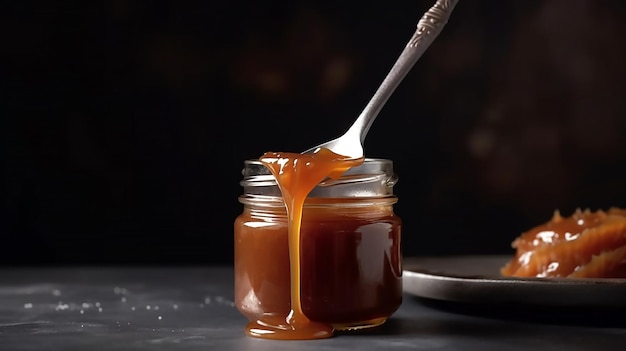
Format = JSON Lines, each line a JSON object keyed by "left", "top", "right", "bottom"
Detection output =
{"left": 350, "top": 0, "right": 460, "bottom": 142}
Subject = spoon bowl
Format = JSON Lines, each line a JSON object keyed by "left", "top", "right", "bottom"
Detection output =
{"left": 302, "top": 0, "right": 460, "bottom": 159}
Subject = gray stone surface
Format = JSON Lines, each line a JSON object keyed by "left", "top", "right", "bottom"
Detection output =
{"left": 0, "top": 267, "right": 623, "bottom": 350}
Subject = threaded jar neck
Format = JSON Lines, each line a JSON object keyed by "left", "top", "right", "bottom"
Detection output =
{"left": 239, "top": 158, "right": 398, "bottom": 199}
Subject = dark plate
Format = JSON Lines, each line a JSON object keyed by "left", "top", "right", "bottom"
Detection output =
{"left": 402, "top": 255, "right": 626, "bottom": 308}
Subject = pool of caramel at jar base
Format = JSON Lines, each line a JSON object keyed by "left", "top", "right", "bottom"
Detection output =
{"left": 234, "top": 158, "right": 403, "bottom": 330}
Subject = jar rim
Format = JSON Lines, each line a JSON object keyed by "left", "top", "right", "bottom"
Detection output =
{"left": 240, "top": 158, "right": 398, "bottom": 198}
{"left": 239, "top": 194, "right": 398, "bottom": 207}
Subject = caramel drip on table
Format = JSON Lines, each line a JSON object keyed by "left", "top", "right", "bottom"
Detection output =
{"left": 245, "top": 148, "right": 363, "bottom": 340}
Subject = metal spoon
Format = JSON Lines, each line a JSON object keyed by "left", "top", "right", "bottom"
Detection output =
{"left": 302, "top": 0, "right": 460, "bottom": 158}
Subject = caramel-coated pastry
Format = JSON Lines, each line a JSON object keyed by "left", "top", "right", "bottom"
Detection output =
{"left": 501, "top": 208, "right": 626, "bottom": 278}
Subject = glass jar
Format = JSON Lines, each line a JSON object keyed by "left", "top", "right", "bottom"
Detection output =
{"left": 234, "top": 158, "right": 402, "bottom": 330}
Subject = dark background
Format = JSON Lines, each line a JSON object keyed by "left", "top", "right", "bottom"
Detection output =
{"left": 4, "top": 0, "right": 626, "bottom": 266}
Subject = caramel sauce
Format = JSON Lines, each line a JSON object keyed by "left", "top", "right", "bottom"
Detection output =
{"left": 234, "top": 201, "right": 403, "bottom": 328}
{"left": 511, "top": 210, "right": 605, "bottom": 252}
{"left": 244, "top": 148, "right": 364, "bottom": 340}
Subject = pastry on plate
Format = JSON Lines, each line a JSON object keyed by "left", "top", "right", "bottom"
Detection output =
{"left": 501, "top": 208, "right": 626, "bottom": 278}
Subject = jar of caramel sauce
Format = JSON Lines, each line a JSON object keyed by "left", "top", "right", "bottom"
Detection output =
{"left": 234, "top": 158, "right": 402, "bottom": 336}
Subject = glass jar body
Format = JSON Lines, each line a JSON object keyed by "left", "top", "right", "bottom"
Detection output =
{"left": 234, "top": 197, "right": 402, "bottom": 330}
